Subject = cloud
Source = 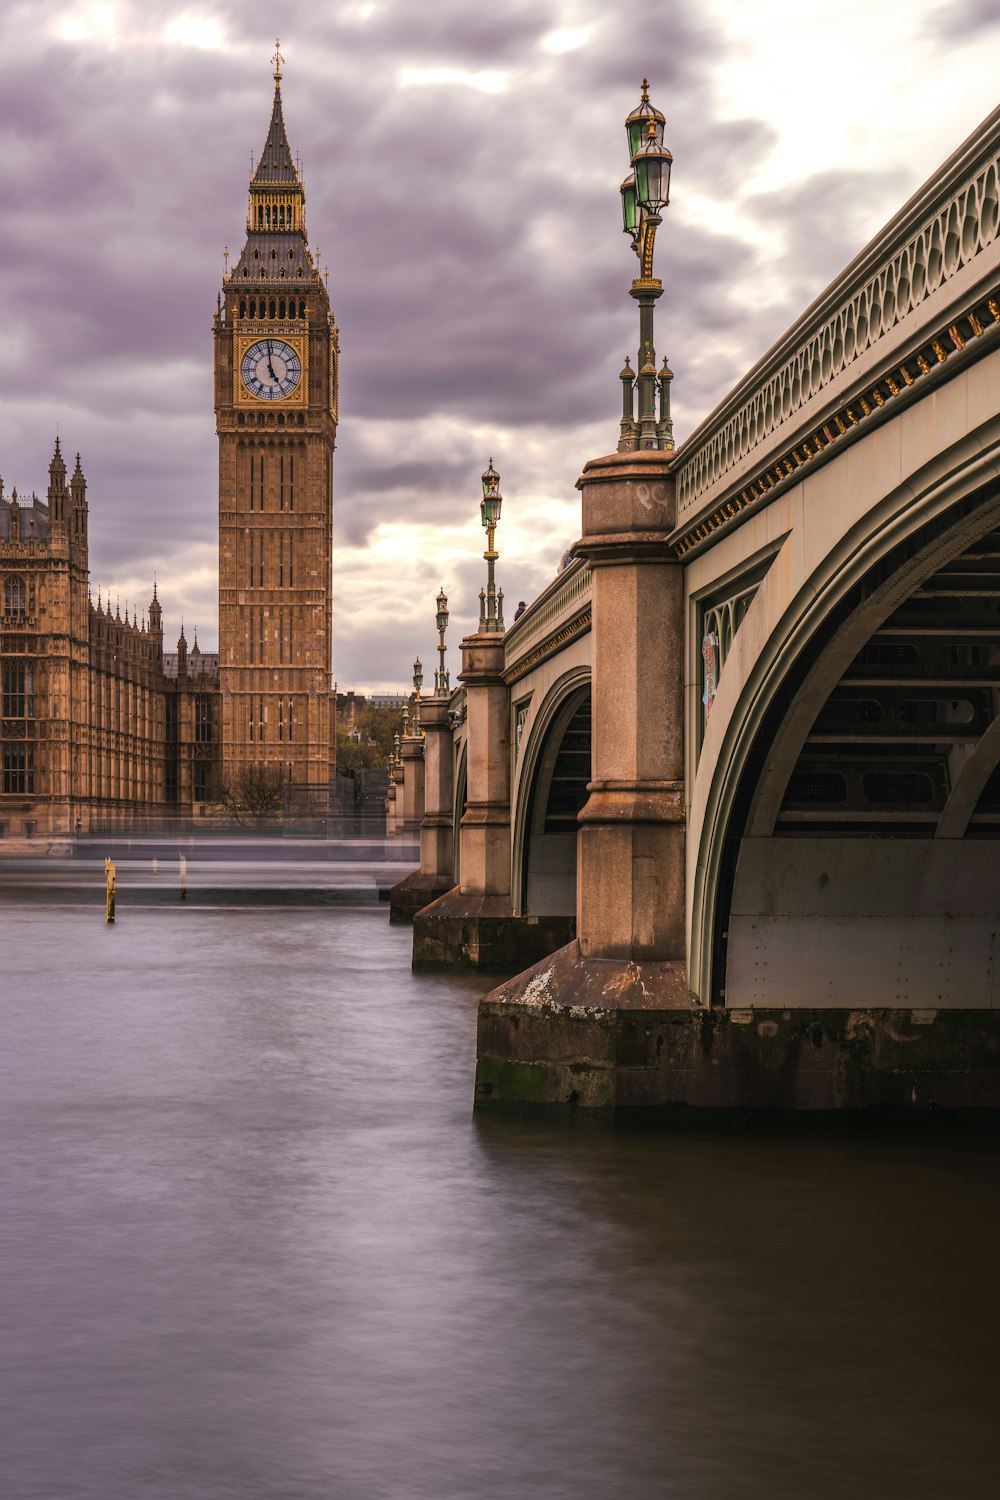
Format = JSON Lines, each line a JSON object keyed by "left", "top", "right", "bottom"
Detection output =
{"left": 924, "top": 0, "right": 1000, "bottom": 39}
{"left": 0, "top": 0, "right": 990, "bottom": 689}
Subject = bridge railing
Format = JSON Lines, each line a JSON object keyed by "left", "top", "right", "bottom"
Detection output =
{"left": 503, "top": 557, "right": 592, "bottom": 682}
{"left": 673, "top": 105, "right": 1000, "bottom": 538}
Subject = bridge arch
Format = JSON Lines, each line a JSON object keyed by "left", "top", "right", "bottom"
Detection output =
{"left": 511, "top": 667, "right": 591, "bottom": 917}
{"left": 692, "top": 439, "right": 1000, "bottom": 1007}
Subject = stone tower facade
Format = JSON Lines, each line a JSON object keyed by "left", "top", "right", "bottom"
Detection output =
{"left": 215, "top": 54, "right": 339, "bottom": 810}
{"left": 0, "top": 441, "right": 219, "bottom": 841}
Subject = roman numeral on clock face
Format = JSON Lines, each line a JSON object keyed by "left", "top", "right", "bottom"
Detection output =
{"left": 240, "top": 338, "right": 302, "bottom": 400}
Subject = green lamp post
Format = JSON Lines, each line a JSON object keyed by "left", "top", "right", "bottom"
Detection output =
{"left": 618, "top": 80, "right": 674, "bottom": 453}
{"left": 479, "top": 459, "right": 504, "bottom": 633}
{"left": 434, "top": 587, "right": 450, "bottom": 693}
{"left": 412, "top": 657, "right": 423, "bottom": 731}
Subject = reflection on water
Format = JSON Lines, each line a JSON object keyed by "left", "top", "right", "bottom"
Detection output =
{"left": 2, "top": 906, "right": 997, "bottom": 1500}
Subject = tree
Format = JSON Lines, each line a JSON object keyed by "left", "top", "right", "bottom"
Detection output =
{"left": 219, "top": 762, "right": 286, "bottom": 825}
{"left": 335, "top": 728, "right": 379, "bottom": 777}
{"left": 335, "top": 702, "right": 410, "bottom": 772}
{"left": 354, "top": 702, "right": 409, "bottom": 764}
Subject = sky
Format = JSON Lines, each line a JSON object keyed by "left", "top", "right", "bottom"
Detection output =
{"left": 0, "top": 0, "right": 997, "bottom": 692}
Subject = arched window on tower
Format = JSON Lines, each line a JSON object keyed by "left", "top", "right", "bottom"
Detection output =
{"left": 269, "top": 299, "right": 276, "bottom": 318}
{"left": 4, "top": 576, "right": 26, "bottom": 619}
{"left": 279, "top": 298, "right": 286, "bottom": 318}
{"left": 239, "top": 299, "right": 246, "bottom": 318}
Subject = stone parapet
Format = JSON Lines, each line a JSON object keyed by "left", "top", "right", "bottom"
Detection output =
{"left": 674, "top": 104, "right": 1000, "bottom": 529}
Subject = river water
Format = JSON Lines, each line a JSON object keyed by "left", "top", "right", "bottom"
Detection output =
{"left": 3, "top": 902, "right": 997, "bottom": 1499}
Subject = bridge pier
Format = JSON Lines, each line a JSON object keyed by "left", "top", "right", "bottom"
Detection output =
{"left": 390, "top": 696, "right": 454, "bottom": 921}
{"left": 413, "top": 632, "right": 571, "bottom": 968}
{"left": 385, "top": 776, "right": 399, "bottom": 837}
{"left": 476, "top": 450, "right": 697, "bottom": 1106}
{"left": 400, "top": 730, "right": 425, "bottom": 836}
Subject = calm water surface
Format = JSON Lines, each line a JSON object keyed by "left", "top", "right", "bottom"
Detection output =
{"left": 2, "top": 904, "right": 997, "bottom": 1499}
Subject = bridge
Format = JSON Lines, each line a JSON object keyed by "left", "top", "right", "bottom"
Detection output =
{"left": 391, "top": 103, "right": 1000, "bottom": 1114}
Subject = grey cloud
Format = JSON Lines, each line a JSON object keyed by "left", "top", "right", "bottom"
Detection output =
{"left": 0, "top": 0, "right": 959, "bottom": 689}
{"left": 924, "top": 0, "right": 1000, "bottom": 38}
{"left": 744, "top": 165, "right": 913, "bottom": 319}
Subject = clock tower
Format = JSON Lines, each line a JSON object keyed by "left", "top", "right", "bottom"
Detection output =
{"left": 215, "top": 45, "right": 338, "bottom": 811}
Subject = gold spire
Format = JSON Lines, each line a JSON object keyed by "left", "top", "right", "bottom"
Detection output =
{"left": 272, "top": 37, "right": 283, "bottom": 86}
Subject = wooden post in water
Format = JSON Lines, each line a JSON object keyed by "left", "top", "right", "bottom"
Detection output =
{"left": 105, "top": 856, "right": 116, "bottom": 925}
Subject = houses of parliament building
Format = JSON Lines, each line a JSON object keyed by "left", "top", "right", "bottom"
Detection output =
{"left": 0, "top": 56, "right": 338, "bottom": 839}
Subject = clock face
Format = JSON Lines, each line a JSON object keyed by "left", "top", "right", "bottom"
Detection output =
{"left": 240, "top": 338, "right": 302, "bottom": 400}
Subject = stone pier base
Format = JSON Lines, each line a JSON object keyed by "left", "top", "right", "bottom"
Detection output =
{"left": 388, "top": 869, "right": 453, "bottom": 924}
{"left": 412, "top": 888, "right": 574, "bottom": 971}
{"left": 475, "top": 941, "right": 1000, "bottom": 1115}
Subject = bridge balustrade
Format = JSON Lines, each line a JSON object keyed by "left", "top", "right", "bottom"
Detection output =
{"left": 673, "top": 106, "right": 1000, "bottom": 554}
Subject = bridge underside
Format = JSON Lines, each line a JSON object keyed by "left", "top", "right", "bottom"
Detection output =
{"left": 772, "top": 524, "right": 1000, "bottom": 840}
{"left": 521, "top": 689, "right": 590, "bottom": 918}
{"left": 724, "top": 511, "right": 1000, "bottom": 1012}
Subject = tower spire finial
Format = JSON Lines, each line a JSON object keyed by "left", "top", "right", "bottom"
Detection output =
{"left": 272, "top": 37, "right": 283, "bottom": 86}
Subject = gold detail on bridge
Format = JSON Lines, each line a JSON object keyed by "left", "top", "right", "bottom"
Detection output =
{"left": 672, "top": 288, "right": 1000, "bottom": 559}
{"left": 503, "top": 609, "right": 592, "bottom": 686}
